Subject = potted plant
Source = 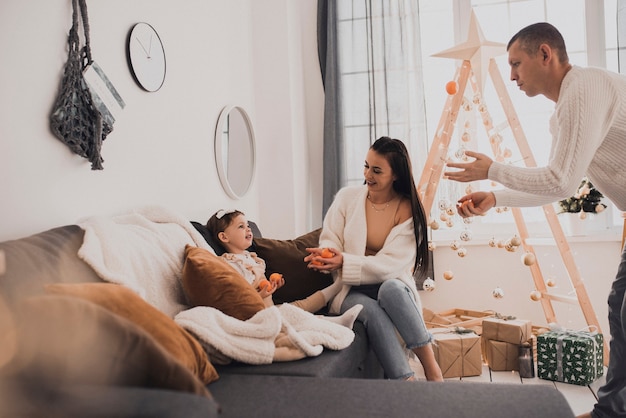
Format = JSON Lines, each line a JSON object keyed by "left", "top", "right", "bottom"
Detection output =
{"left": 557, "top": 178, "right": 607, "bottom": 220}
{"left": 557, "top": 178, "right": 606, "bottom": 236}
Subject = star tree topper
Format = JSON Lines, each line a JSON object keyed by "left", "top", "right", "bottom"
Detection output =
{"left": 432, "top": 10, "right": 506, "bottom": 94}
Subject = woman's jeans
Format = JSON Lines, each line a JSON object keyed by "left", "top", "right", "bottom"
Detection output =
{"left": 594, "top": 246, "right": 626, "bottom": 417}
{"left": 340, "top": 279, "right": 431, "bottom": 380}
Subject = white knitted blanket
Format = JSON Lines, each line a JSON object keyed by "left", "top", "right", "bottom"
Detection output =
{"left": 175, "top": 303, "right": 355, "bottom": 364}
{"left": 77, "top": 205, "right": 213, "bottom": 317}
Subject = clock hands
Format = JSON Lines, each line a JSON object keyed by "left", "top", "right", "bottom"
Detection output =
{"left": 135, "top": 36, "right": 151, "bottom": 59}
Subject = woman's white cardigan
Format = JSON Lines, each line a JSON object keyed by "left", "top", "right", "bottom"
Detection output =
{"left": 318, "top": 185, "right": 422, "bottom": 314}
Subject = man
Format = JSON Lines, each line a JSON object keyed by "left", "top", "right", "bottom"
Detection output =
{"left": 445, "top": 22, "right": 626, "bottom": 418}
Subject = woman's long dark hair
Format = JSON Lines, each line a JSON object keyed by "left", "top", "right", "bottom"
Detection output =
{"left": 370, "top": 136, "right": 428, "bottom": 276}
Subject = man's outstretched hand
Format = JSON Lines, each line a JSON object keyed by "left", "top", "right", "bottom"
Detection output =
{"left": 445, "top": 150, "right": 493, "bottom": 182}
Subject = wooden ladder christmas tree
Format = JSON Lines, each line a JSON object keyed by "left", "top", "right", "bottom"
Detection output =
{"left": 418, "top": 14, "right": 609, "bottom": 364}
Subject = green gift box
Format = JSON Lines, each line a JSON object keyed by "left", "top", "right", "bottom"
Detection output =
{"left": 536, "top": 329, "right": 604, "bottom": 385}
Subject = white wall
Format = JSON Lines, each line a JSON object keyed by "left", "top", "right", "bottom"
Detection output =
{"left": 0, "top": 0, "right": 323, "bottom": 242}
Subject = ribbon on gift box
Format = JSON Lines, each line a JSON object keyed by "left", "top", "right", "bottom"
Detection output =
{"left": 553, "top": 325, "right": 599, "bottom": 380}
{"left": 431, "top": 327, "right": 481, "bottom": 378}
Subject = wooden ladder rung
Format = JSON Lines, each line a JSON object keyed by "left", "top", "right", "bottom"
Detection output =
{"left": 541, "top": 293, "right": 579, "bottom": 305}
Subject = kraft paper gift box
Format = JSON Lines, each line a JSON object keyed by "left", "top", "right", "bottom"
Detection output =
{"left": 536, "top": 329, "right": 604, "bottom": 385}
{"left": 484, "top": 339, "right": 519, "bottom": 371}
{"left": 482, "top": 317, "right": 532, "bottom": 345}
{"left": 424, "top": 308, "right": 494, "bottom": 334}
{"left": 431, "top": 328, "right": 482, "bottom": 378}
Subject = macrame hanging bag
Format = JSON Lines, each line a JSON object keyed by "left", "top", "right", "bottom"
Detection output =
{"left": 50, "top": 0, "right": 112, "bottom": 170}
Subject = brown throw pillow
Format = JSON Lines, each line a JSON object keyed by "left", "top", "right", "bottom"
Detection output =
{"left": 181, "top": 245, "right": 266, "bottom": 321}
{"left": 44, "top": 282, "right": 218, "bottom": 385}
{"left": 1, "top": 294, "right": 213, "bottom": 398}
{"left": 252, "top": 229, "right": 333, "bottom": 305}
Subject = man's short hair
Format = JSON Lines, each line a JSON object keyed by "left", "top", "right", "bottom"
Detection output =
{"left": 507, "top": 22, "right": 569, "bottom": 63}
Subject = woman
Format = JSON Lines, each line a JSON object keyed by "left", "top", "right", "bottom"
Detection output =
{"left": 305, "top": 136, "right": 443, "bottom": 381}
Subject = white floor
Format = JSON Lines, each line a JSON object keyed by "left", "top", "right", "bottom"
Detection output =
{"left": 410, "top": 358, "right": 605, "bottom": 416}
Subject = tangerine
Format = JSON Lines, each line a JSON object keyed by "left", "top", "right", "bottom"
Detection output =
{"left": 258, "top": 279, "right": 271, "bottom": 290}
{"left": 445, "top": 80, "right": 458, "bottom": 95}
{"left": 320, "top": 248, "right": 334, "bottom": 258}
{"left": 269, "top": 273, "right": 283, "bottom": 284}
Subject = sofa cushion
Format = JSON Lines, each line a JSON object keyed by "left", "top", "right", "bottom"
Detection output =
{"left": 0, "top": 294, "right": 212, "bottom": 398}
{"left": 44, "top": 282, "right": 218, "bottom": 385}
{"left": 0, "top": 381, "right": 220, "bottom": 418}
{"left": 209, "top": 374, "right": 575, "bottom": 418}
{"left": 251, "top": 229, "right": 333, "bottom": 305}
{"left": 181, "top": 245, "right": 266, "bottom": 321}
{"left": 0, "top": 225, "right": 103, "bottom": 308}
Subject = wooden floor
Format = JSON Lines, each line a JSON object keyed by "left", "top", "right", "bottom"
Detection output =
{"left": 410, "top": 359, "right": 605, "bottom": 416}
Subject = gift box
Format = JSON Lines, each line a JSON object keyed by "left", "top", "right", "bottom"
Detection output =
{"left": 484, "top": 339, "right": 519, "bottom": 371}
{"left": 537, "top": 329, "right": 604, "bottom": 385}
{"left": 424, "top": 308, "right": 494, "bottom": 334}
{"left": 482, "top": 317, "right": 532, "bottom": 345}
{"left": 431, "top": 328, "right": 482, "bottom": 378}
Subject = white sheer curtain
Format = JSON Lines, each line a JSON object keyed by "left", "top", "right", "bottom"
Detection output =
{"left": 318, "top": 0, "right": 428, "bottom": 214}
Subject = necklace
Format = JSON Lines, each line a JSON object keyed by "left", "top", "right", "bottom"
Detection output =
{"left": 367, "top": 194, "right": 393, "bottom": 212}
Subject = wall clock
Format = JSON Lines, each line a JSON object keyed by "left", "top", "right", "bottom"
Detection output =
{"left": 127, "top": 22, "right": 166, "bottom": 92}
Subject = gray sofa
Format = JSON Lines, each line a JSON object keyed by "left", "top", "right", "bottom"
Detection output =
{"left": 0, "top": 221, "right": 576, "bottom": 417}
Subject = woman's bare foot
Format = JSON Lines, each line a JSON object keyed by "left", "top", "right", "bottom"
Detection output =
{"left": 413, "top": 344, "right": 444, "bottom": 382}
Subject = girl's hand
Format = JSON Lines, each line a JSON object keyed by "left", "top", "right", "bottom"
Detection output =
{"left": 269, "top": 272, "right": 285, "bottom": 290}
{"left": 255, "top": 277, "right": 278, "bottom": 298}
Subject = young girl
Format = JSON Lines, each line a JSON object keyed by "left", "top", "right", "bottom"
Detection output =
{"left": 205, "top": 209, "right": 362, "bottom": 328}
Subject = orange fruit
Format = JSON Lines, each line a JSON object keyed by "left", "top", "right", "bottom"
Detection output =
{"left": 269, "top": 273, "right": 283, "bottom": 284}
{"left": 258, "top": 279, "right": 270, "bottom": 290}
{"left": 320, "top": 248, "right": 334, "bottom": 258}
{"left": 445, "top": 80, "right": 458, "bottom": 95}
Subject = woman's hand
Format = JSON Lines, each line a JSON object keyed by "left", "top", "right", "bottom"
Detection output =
{"left": 304, "top": 247, "right": 343, "bottom": 274}
{"left": 444, "top": 150, "right": 492, "bottom": 182}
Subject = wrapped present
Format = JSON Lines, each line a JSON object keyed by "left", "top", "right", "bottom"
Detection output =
{"left": 537, "top": 328, "right": 604, "bottom": 385}
{"left": 482, "top": 317, "right": 532, "bottom": 345}
{"left": 424, "top": 308, "right": 494, "bottom": 334}
{"left": 484, "top": 339, "right": 519, "bottom": 371}
{"left": 431, "top": 328, "right": 482, "bottom": 378}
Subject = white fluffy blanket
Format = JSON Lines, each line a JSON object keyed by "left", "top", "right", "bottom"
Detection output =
{"left": 175, "top": 303, "right": 355, "bottom": 364}
{"left": 77, "top": 205, "right": 213, "bottom": 317}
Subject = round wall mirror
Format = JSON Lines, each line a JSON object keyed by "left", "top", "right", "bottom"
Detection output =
{"left": 214, "top": 105, "right": 256, "bottom": 199}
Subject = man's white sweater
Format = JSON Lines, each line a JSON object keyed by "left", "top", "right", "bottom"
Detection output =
{"left": 490, "top": 65, "right": 626, "bottom": 211}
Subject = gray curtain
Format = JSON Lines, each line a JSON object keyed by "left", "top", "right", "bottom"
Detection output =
{"left": 318, "top": 0, "right": 345, "bottom": 217}
{"left": 617, "top": 0, "right": 626, "bottom": 74}
{"left": 317, "top": 0, "right": 428, "bottom": 217}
